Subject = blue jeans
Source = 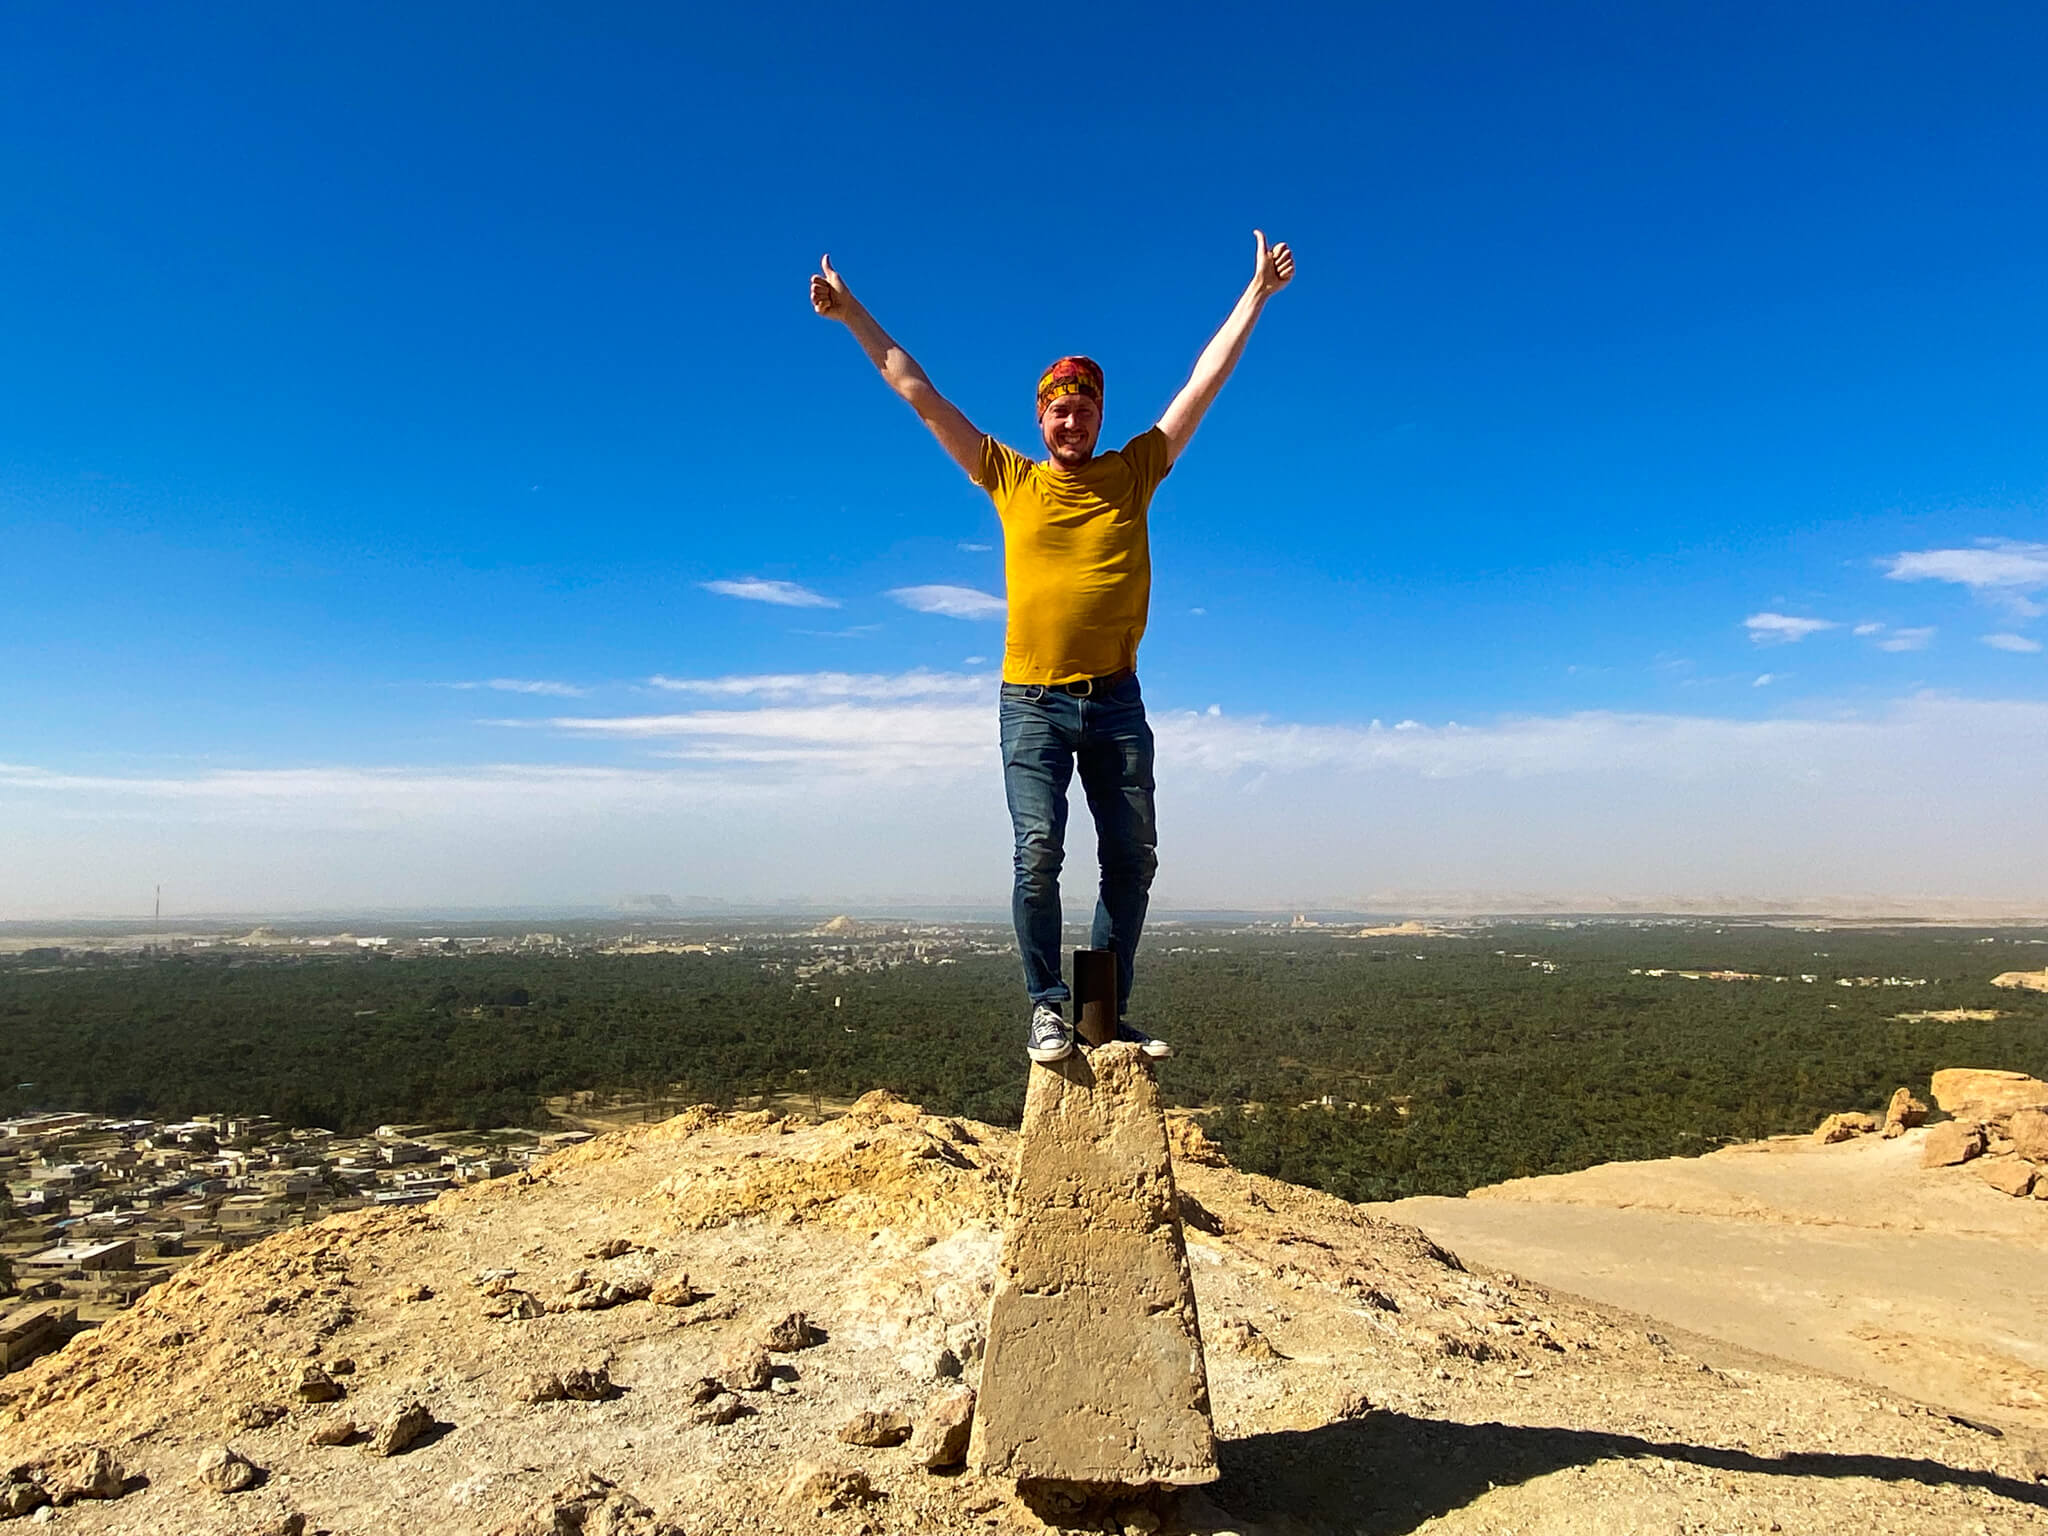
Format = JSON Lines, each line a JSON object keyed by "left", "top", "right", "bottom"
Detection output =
{"left": 998, "top": 675, "right": 1158, "bottom": 1017}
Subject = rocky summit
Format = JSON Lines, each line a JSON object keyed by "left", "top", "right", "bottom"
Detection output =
{"left": 2, "top": 1091, "right": 2045, "bottom": 1534}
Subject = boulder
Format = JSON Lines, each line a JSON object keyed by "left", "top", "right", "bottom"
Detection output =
{"left": 838, "top": 1409, "right": 913, "bottom": 1447}
{"left": 780, "top": 1461, "right": 877, "bottom": 1514}
{"left": 756, "top": 1311, "right": 823, "bottom": 1351}
{"left": 647, "top": 1274, "right": 703, "bottom": 1307}
{"left": 1882, "top": 1088, "right": 1929, "bottom": 1139}
{"left": 298, "top": 1365, "right": 344, "bottom": 1402}
{"left": 2009, "top": 1107, "right": 2048, "bottom": 1161}
{"left": 251, "top": 1516, "right": 307, "bottom": 1536}
{"left": 1813, "top": 1111, "right": 1879, "bottom": 1144}
{"left": 1921, "top": 1120, "right": 1986, "bottom": 1168}
{"left": 1928, "top": 1069, "right": 2048, "bottom": 1121}
{"left": 718, "top": 1339, "right": 774, "bottom": 1392}
{"left": 484, "top": 1289, "right": 545, "bottom": 1320}
{"left": 195, "top": 1445, "right": 262, "bottom": 1494}
{"left": 490, "top": 1472, "right": 681, "bottom": 1536}
{"left": 970, "top": 1042, "right": 1217, "bottom": 1486}
{"left": 688, "top": 1391, "right": 748, "bottom": 1427}
{"left": 560, "top": 1365, "right": 615, "bottom": 1402}
{"left": 37, "top": 1446, "right": 125, "bottom": 1504}
{"left": 0, "top": 1480, "right": 47, "bottom": 1518}
{"left": 225, "top": 1401, "right": 289, "bottom": 1432}
{"left": 368, "top": 1400, "right": 435, "bottom": 1457}
{"left": 911, "top": 1384, "right": 976, "bottom": 1470}
{"left": 305, "top": 1415, "right": 357, "bottom": 1446}
{"left": 508, "top": 1372, "right": 567, "bottom": 1405}
{"left": 1978, "top": 1158, "right": 2038, "bottom": 1198}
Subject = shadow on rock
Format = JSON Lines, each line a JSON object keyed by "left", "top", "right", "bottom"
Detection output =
{"left": 1213, "top": 1413, "right": 2047, "bottom": 1534}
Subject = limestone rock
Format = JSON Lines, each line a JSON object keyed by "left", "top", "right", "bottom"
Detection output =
{"left": 492, "top": 1472, "right": 680, "bottom": 1536}
{"left": 1921, "top": 1120, "right": 1986, "bottom": 1168}
{"left": 718, "top": 1338, "right": 774, "bottom": 1392}
{"left": 552, "top": 1278, "right": 650, "bottom": 1312}
{"left": 837, "top": 1408, "right": 913, "bottom": 1447}
{"left": 757, "top": 1310, "right": 823, "bottom": 1351}
{"left": 647, "top": 1273, "right": 704, "bottom": 1307}
{"left": 585, "top": 1237, "right": 639, "bottom": 1259}
{"left": 368, "top": 1399, "right": 435, "bottom": 1457}
{"left": 0, "top": 1479, "right": 47, "bottom": 1518}
{"left": 1929, "top": 1069, "right": 2048, "bottom": 1120}
{"left": 1331, "top": 1389, "right": 1375, "bottom": 1420}
{"left": 910, "top": 1385, "right": 975, "bottom": 1469}
{"left": 1978, "top": 1158, "right": 2038, "bottom": 1198}
{"left": 305, "top": 1415, "right": 357, "bottom": 1446}
{"left": 683, "top": 1376, "right": 725, "bottom": 1405}
{"left": 687, "top": 1391, "right": 748, "bottom": 1426}
{"left": 195, "top": 1444, "right": 262, "bottom": 1493}
{"left": 780, "top": 1461, "right": 877, "bottom": 1514}
{"left": 2009, "top": 1106, "right": 2048, "bottom": 1161}
{"left": 225, "top": 1400, "right": 289, "bottom": 1432}
{"left": 1165, "top": 1112, "right": 1229, "bottom": 1166}
{"left": 484, "top": 1289, "right": 546, "bottom": 1320}
{"left": 297, "top": 1364, "right": 344, "bottom": 1402}
{"left": 1814, "top": 1111, "right": 1879, "bottom": 1144}
{"left": 251, "top": 1515, "right": 307, "bottom": 1536}
{"left": 1216, "top": 1318, "right": 1286, "bottom": 1360}
{"left": 36, "top": 1445, "right": 125, "bottom": 1504}
{"left": 508, "top": 1371, "right": 568, "bottom": 1405}
{"left": 970, "top": 1042, "right": 1217, "bottom": 1485}
{"left": 1883, "top": 1088, "right": 1929, "bottom": 1138}
{"left": 561, "top": 1365, "right": 616, "bottom": 1401}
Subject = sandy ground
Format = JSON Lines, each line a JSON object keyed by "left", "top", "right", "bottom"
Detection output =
{"left": 2, "top": 1098, "right": 2044, "bottom": 1534}
{"left": 1372, "top": 1127, "right": 2048, "bottom": 1433}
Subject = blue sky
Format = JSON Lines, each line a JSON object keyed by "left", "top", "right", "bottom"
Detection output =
{"left": 4, "top": 3, "right": 2045, "bottom": 916}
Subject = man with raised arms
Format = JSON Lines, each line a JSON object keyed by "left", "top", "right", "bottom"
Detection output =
{"left": 811, "top": 233, "right": 1295, "bottom": 1064}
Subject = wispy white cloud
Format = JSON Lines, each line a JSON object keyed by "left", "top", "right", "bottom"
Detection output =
{"left": 448, "top": 678, "right": 590, "bottom": 698}
{"left": 1744, "top": 612, "right": 1837, "bottom": 644}
{"left": 888, "top": 584, "right": 1006, "bottom": 620}
{"left": 1752, "top": 673, "right": 1777, "bottom": 687}
{"left": 1852, "top": 622, "right": 1883, "bottom": 637}
{"left": 645, "top": 670, "right": 992, "bottom": 702}
{"left": 1876, "top": 627, "right": 1935, "bottom": 653}
{"left": 700, "top": 578, "right": 839, "bottom": 609}
{"left": 1886, "top": 539, "right": 2048, "bottom": 619}
{"left": 957, "top": 542, "right": 992, "bottom": 553}
{"left": 1983, "top": 633, "right": 2043, "bottom": 654}
{"left": 10, "top": 694, "right": 2048, "bottom": 913}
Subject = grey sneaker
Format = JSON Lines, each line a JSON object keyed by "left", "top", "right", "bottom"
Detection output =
{"left": 1027, "top": 1003, "right": 1074, "bottom": 1064}
{"left": 1113, "top": 1022, "right": 1173, "bottom": 1059}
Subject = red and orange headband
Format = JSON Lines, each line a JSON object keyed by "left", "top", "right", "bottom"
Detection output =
{"left": 1036, "top": 355, "right": 1103, "bottom": 416}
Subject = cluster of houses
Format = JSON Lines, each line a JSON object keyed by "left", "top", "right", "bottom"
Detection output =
{"left": 0, "top": 1108, "right": 587, "bottom": 1374}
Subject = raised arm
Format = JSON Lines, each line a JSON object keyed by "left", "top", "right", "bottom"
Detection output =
{"left": 1156, "top": 231, "right": 1295, "bottom": 465}
{"left": 811, "top": 255, "right": 985, "bottom": 481}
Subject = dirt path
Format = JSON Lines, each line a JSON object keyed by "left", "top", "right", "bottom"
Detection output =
{"left": 1373, "top": 1127, "right": 2048, "bottom": 1433}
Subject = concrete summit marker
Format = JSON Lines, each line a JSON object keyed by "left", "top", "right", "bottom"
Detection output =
{"left": 970, "top": 1041, "right": 1218, "bottom": 1486}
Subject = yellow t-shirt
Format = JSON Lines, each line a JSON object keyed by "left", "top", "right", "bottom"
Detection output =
{"left": 978, "top": 428, "right": 1173, "bottom": 685}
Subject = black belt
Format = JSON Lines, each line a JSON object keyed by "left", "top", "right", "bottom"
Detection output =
{"left": 1048, "top": 670, "right": 1133, "bottom": 698}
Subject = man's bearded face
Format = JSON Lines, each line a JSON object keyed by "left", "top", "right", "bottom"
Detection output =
{"left": 1040, "top": 393, "right": 1102, "bottom": 468}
